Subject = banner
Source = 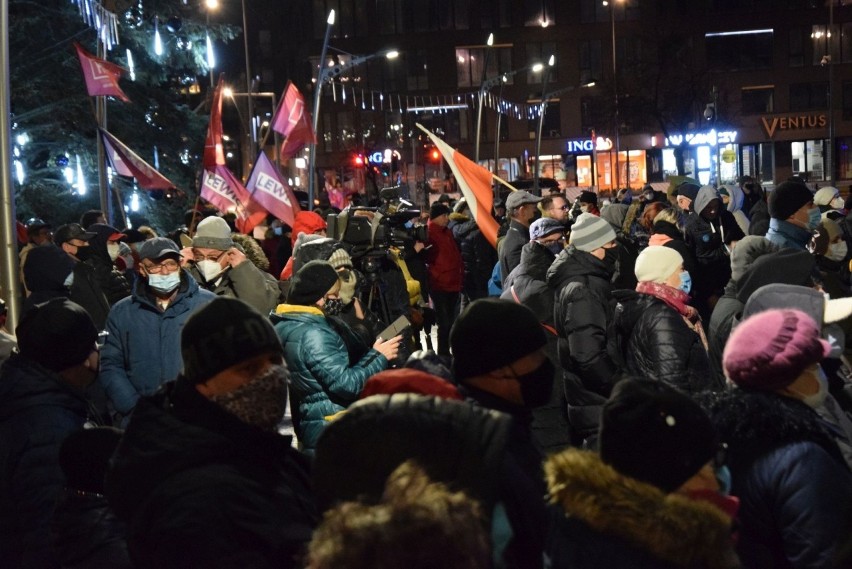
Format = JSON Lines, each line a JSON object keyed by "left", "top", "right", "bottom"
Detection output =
{"left": 245, "top": 152, "right": 300, "bottom": 226}
{"left": 74, "top": 42, "right": 129, "bottom": 101}
{"left": 100, "top": 129, "right": 174, "bottom": 190}
{"left": 201, "top": 166, "right": 266, "bottom": 234}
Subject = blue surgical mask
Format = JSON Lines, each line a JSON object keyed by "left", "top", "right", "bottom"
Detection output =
{"left": 148, "top": 272, "right": 181, "bottom": 294}
{"left": 678, "top": 270, "right": 692, "bottom": 294}
{"left": 807, "top": 207, "right": 822, "bottom": 231}
{"left": 714, "top": 464, "right": 732, "bottom": 496}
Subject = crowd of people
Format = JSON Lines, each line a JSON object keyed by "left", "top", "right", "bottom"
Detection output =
{"left": 2, "top": 175, "right": 852, "bottom": 568}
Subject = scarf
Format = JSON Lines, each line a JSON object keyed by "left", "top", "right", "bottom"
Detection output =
{"left": 636, "top": 281, "right": 709, "bottom": 351}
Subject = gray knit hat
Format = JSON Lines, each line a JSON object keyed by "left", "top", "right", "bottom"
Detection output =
{"left": 568, "top": 213, "right": 616, "bottom": 252}
{"left": 192, "top": 216, "right": 234, "bottom": 250}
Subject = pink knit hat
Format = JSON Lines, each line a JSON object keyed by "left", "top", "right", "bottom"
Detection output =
{"left": 723, "top": 309, "right": 831, "bottom": 390}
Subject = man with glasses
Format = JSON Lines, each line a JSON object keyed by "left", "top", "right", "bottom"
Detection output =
{"left": 538, "top": 194, "right": 569, "bottom": 223}
{"left": 184, "top": 216, "right": 281, "bottom": 315}
{"left": 99, "top": 237, "right": 215, "bottom": 423}
{"left": 499, "top": 190, "right": 543, "bottom": 285}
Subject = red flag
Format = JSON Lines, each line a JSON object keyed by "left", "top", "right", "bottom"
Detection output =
{"left": 100, "top": 129, "right": 175, "bottom": 190}
{"left": 203, "top": 77, "right": 226, "bottom": 170}
{"left": 416, "top": 123, "right": 500, "bottom": 248}
{"left": 245, "top": 152, "right": 301, "bottom": 226}
{"left": 272, "top": 82, "right": 316, "bottom": 159}
{"left": 200, "top": 166, "right": 266, "bottom": 234}
{"left": 74, "top": 42, "right": 130, "bottom": 102}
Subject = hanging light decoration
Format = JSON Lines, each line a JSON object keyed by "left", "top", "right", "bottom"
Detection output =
{"left": 75, "top": 154, "right": 87, "bottom": 195}
{"left": 126, "top": 49, "right": 136, "bottom": 81}
{"left": 13, "top": 160, "right": 25, "bottom": 185}
{"left": 130, "top": 191, "right": 140, "bottom": 212}
{"left": 153, "top": 146, "right": 160, "bottom": 170}
{"left": 154, "top": 17, "right": 163, "bottom": 57}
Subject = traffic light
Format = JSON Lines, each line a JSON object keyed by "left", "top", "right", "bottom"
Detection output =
{"left": 353, "top": 154, "right": 365, "bottom": 167}
{"left": 427, "top": 146, "right": 441, "bottom": 162}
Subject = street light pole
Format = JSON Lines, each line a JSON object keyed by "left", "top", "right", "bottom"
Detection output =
{"left": 827, "top": 0, "right": 835, "bottom": 182}
{"left": 474, "top": 33, "right": 494, "bottom": 163}
{"left": 533, "top": 54, "right": 555, "bottom": 195}
{"left": 308, "top": 9, "right": 335, "bottom": 210}
{"left": 241, "top": 0, "right": 255, "bottom": 168}
{"left": 607, "top": 0, "right": 622, "bottom": 191}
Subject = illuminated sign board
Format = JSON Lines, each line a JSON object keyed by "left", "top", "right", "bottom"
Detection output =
{"left": 664, "top": 129, "right": 738, "bottom": 147}
{"left": 760, "top": 114, "right": 827, "bottom": 138}
{"left": 565, "top": 137, "right": 614, "bottom": 153}
{"left": 367, "top": 149, "right": 402, "bottom": 165}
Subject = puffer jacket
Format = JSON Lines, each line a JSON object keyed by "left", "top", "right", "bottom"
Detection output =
{"left": 0, "top": 355, "right": 93, "bottom": 569}
{"left": 98, "top": 271, "right": 216, "bottom": 416}
{"left": 544, "top": 449, "right": 739, "bottom": 569}
{"left": 272, "top": 305, "right": 388, "bottom": 452}
{"left": 547, "top": 246, "right": 621, "bottom": 443}
{"left": 706, "top": 390, "right": 852, "bottom": 568}
{"left": 612, "top": 290, "right": 718, "bottom": 394}
{"left": 426, "top": 219, "right": 463, "bottom": 293}
{"left": 452, "top": 215, "right": 498, "bottom": 296}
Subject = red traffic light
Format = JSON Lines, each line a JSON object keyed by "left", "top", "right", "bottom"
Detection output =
{"left": 353, "top": 154, "right": 365, "bottom": 166}
{"left": 428, "top": 147, "right": 440, "bottom": 162}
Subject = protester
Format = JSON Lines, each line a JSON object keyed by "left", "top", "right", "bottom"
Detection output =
{"left": 450, "top": 198, "right": 498, "bottom": 309}
{"left": 499, "top": 190, "right": 542, "bottom": 283}
{"left": 22, "top": 241, "right": 75, "bottom": 312}
{"left": 719, "top": 184, "right": 750, "bottom": 235}
{"left": 83, "top": 223, "right": 133, "bottom": 306}
{"left": 600, "top": 203, "right": 640, "bottom": 289}
{"left": 648, "top": 207, "right": 697, "bottom": 280}
{"left": 19, "top": 217, "right": 53, "bottom": 297}
{"left": 426, "top": 202, "right": 464, "bottom": 356}
{"left": 766, "top": 179, "right": 818, "bottom": 250}
{"left": 54, "top": 222, "right": 115, "bottom": 330}
{"left": 578, "top": 191, "right": 600, "bottom": 216}
{"left": 538, "top": 194, "right": 570, "bottom": 223}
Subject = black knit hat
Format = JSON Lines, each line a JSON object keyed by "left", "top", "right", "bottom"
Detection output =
{"left": 181, "top": 297, "right": 283, "bottom": 384}
{"left": 769, "top": 180, "right": 813, "bottom": 220}
{"left": 450, "top": 298, "right": 546, "bottom": 380}
{"left": 429, "top": 203, "right": 451, "bottom": 220}
{"left": 288, "top": 260, "right": 340, "bottom": 306}
{"left": 16, "top": 298, "right": 97, "bottom": 372}
{"left": 599, "top": 379, "right": 717, "bottom": 493}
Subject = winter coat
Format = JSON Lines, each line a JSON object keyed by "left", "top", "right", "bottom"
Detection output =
{"left": 499, "top": 220, "right": 530, "bottom": 284}
{"left": 706, "top": 390, "right": 852, "bottom": 568}
{"left": 765, "top": 218, "right": 812, "bottom": 250}
{"left": 612, "top": 290, "right": 719, "bottom": 394}
{"left": 105, "top": 378, "right": 318, "bottom": 569}
{"left": 188, "top": 259, "right": 282, "bottom": 316}
{"left": 22, "top": 244, "right": 74, "bottom": 312}
{"left": 748, "top": 200, "right": 770, "bottom": 236}
{"left": 98, "top": 271, "right": 216, "bottom": 416}
{"left": 451, "top": 215, "right": 498, "bottom": 296}
{"left": 271, "top": 305, "right": 388, "bottom": 452}
{"left": 51, "top": 490, "right": 131, "bottom": 569}
{"left": 544, "top": 449, "right": 739, "bottom": 569}
{"left": 426, "top": 220, "right": 464, "bottom": 293}
{"left": 0, "top": 355, "right": 93, "bottom": 569}
{"left": 79, "top": 224, "right": 132, "bottom": 307}
{"left": 547, "top": 246, "right": 621, "bottom": 442}
{"left": 69, "top": 262, "right": 112, "bottom": 331}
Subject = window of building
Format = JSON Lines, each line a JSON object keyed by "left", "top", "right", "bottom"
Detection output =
{"left": 456, "top": 46, "right": 513, "bottom": 88}
{"left": 376, "top": 0, "right": 404, "bottom": 35}
{"left": 617, "top": 36, "right": 643, "bottom": 70}
{"left": 528, "top": 101, "right": 561, "bottom": 140}
{"left": 843, "top": 23, "right": 852, "bottom": 63}
{"left": 406, "top": 50, "right": 429, "bottom": 91}
{"left": 791, "top": 139, "right": 828, "bottom": 181}
{"left": 741, "top": 86, "right": 774, "bottom": 114}
{"left": 706, "top": 29, "right": 773, "bottom": 70}
{"left": 580, "top": 0, "right": 640, "bottom": 24}
{"left": 525, "top": 0, "right": 555, "bottom": 27}
{"left": 526, "top": 42, "right": 557, "bottom": 84}
{"left": 811, "top": 25, "right": 840, "bottom": 66}
{"left": 480, "top": 0, "right": 511, "bottom": 29}
{"left": 789, "top": 28, "right": 805, "bottom": 67}
{"left": 313, "top": 0, "right": 368, "bottom": 39}
{"left": 579, "top": 40, "right": 603, "bottom": 85}
{"left": 789, "top": 82, "right": 828, "bottom": 111}
{"left": 844, "top": 81, "right": 852, "bottom": 120}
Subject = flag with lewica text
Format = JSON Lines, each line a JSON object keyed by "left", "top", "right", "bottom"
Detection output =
{"left": 271, "top": 82, "right": 316, "bottom": 160}
{"left": 245, "top": 152, "right": 301, "bottom": 226}
{"left": 74, "top": 42, "right": 130, "bottom": 102}
{"left": 416, "top": 123, "right": 500, "bottom": 248}
{"left": 201, "top": 165, "right": 267, "bottom": 234}
{"left": 100, "top": 128, "right": 175, "bottom": 190}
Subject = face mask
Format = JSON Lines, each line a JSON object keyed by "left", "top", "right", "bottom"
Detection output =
{"left": 323, "top": 298, "right": 345, "bottom": 316}
{"left": 148, "top": 272, "right": 181, "bottom": 295}
{"left": 209, "top": 364, "right": 288, "bottom": 431}
{"left": 827, "top": 241, "right": 848, "bottom": 262}
{"left": 197, "top": 259, "right": 225, "bottom": 282}
{"left": 517, "top": 359, "right": 555, "bottom": 409}
{"left": 63, "top": 271, "right": 75, "bottom": 288}
{"left": 831, "top": 197, "right": 845, "bottom": 210}
{"left": 601, "top": 245, "right": 619, "bottom": 274}
{"left": 678, "top": 271, "right": 692, "bottom": 294}
{"left": 337, "top": 269, "right": 358, "bottom": 304}
{"left": 580, "top": 204, "right": 589, "bottom": 213}
{"left": 714, "top": 464, "right": 732, "bottom": 496}
{"left": 106, "top": 242, "right": 121, "bottom": 261}
{"left": 545, "top": 241, "right": 563, "bottom": 255}
{"left": 74, "top": 245, "right": 94, "bottom": 261}
{"left": 807, "top": 207, "right": 822, "bottom": 231}
{"left": 800, "top": 367, "right": 829, "bottom": 409}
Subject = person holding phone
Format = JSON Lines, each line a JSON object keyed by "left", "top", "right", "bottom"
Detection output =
{"left": 272, "top": 260, "right": 401, "bottom": 454}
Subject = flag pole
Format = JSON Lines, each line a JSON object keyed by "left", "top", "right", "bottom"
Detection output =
{"left": 96, "top": 38, "right": 111, "bottom": 224}
{"left": 492, "top": 174, "right": 519, "bottom": 193}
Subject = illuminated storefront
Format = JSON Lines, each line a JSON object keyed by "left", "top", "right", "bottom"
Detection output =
{"left": 662, "top": 129, "right": 740, "bottom": 186}
{"left": 562, "top": 135, "right": 647, "bottom": 190}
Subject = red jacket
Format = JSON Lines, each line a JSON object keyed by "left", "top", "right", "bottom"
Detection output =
{"left": 426, "top": 220, "right": 464, "bottom": 293}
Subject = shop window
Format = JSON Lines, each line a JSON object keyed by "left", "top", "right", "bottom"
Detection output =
{"left": 456, "top": 46, "right": 513, "bottom": 88}
{"left": 705, "top": 30, "right": 773, "bottom": 70}
{"left": 791, "top": 139, "right": 828, "bottom": 181}
{"left": 838, "top": 138, "right": 852, "bottom": 180}
{"left": 579, "top": 40, "right": 603, "bottom": 85}
{"left": 741, "top": 86, "right": 774, "bottom": 114}
{"left": 789, "top": 82, "right": 828, "bottom": 111}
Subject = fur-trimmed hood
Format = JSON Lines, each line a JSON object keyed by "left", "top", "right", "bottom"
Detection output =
{"left": 231, "top": 233, "right": 270, "bottom": 271}
{"left": 545, "top": 449, "right": 737, "bottom": 569}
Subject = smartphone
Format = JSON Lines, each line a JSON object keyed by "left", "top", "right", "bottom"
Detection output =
{"left": 378, "top": 315, "right": 411, "bottom": 341}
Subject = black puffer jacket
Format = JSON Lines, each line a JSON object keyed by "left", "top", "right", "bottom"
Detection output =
{"left": 452, "top": 215, "right": 498, "bottom": 296}
{"left": 80, "top": 224, "right": 132, "bottom": 308}
{"left": 612, "top": 290, "right": 718, "bottom": 394}
{"left": 547, "top": 247, "right": 621, "bottom": 443}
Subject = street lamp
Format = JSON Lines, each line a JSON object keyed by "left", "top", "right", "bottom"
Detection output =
{"left": 533, "top": 54, "right": 556, "bottom": 195}
{"left": 473, "top": 33, "right": 494, "bottom": 162}
{"left": 307, "top": 45, "right": 398, "bottom": 208}
{"left": 224, "top": 88, "right": 280, "bottom": 177}
{"left": 240, "top": 0, "right": 256, "bottom": 165}
{"left": 603, "top": 0, "right": 624, "bottom": 190}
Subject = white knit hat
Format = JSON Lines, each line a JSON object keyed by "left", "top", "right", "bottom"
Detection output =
{"left": 634, "top": 246, "right": 684, "bottom": 284}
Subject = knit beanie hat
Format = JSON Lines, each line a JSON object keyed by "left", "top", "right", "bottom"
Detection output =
{"left": 568, "top": 213, "right": 616, "bottom": 252}
{"left": 599, "top": 379, "right": 717, "bottom": 493}
{"left": 429, "top": 203, "right": 451, "bottom": 220}
{"left": 288, "top": 260, "right": 340, "bottom": 306}
{"left": 181, "top": 297, "right": 283, "bottom": 384}
{"left": 674, "top": 182, "right": 700, "bottom": 202}
{"left": 723, "top": 308, "right": 830, "bottom": 391}
{"left": 59, "top": 427, "right": 122, "bottom": 494}
{"left": 634, "top": 246, "right": 684, "bottom": 284}
{"left": 16, "top": 298, "right": 97, "bottom": 372}
{"left": 450, "top": 298, "right": 546, "bottom": 380}
{"left": 814, "top": 186, "right": 840, "bottom": 207}
{"left": 192, "top": 216, "right": 234, "bottom": 250}
{"left": 291, "top": 211, "right": 328, "bottom": 245}
{"left": 529, "top": 217, "right": 565, "bottom": 241}
{"left": 327, "top": 247, "right": 354, "bottom": 269}
{"left": 768, "top": 180, "right": 813, "bottom": 220}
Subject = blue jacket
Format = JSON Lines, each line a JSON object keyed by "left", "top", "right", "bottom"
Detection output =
{"left": 272, "top": 305, "right": 387, "bottom": 452}
{"left": 0, "top": 355, "right": 92, "bottom": 569}
{"left": 765, "top": 218, "right": 812, "bottom": 250}
{"left": 99, "top": 271, "right": 215, "bottom": 416}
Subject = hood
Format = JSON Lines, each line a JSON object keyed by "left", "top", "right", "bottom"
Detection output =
{"left": 291, "top": 212, "right": 327, "bottom": 245}
{"left": 735, "top": 248, "right": 815, "bottom": 304}
{"left": 694, "top": 185, "right": 721, "bottom": 219}
{"left": 0, "top": 355, "right": 88, "bottom": 423}
{"left": 23, "top": 244, "right": 74, "bottom": 292}
{"left": 231, "top": 233, "right": 270, "bottom": 271}
{"left": 729, "top": 236, "right": 778, "bottom": 283}
{"left": 599, "top": 203, "right": 629, "bottom": 232}
{"left": 545, "top": 449, "right": 734, "bottom": 569}
{"left": 546, "top": 246, "right": 611, "bottom": 290}
{"left": 722, "top": 184, "right": 744, "bottom": 213}
{"left": 742, "top": 283, "right": 827, "bottom": 327}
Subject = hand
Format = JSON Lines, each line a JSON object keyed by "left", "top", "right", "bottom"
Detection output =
{"left": 414, "top": 241, "right": 426, "bottom": 253}
{"left": 179, "top": 247, "right": 194, "bottom": 266}
{"left": 373, "top": 335, "right": 402, "bottom": 361}
{"left": 226, "top": 247, "right": 247, "bottom": 267}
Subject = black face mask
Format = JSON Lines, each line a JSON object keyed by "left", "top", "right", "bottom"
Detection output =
{"left": 518, "top": 359, "right": 555, "bottom": 409}
{"left": 323, "top": 298, "right": 345, "bottom": 316}
{"left": 601, "top": 244, "right": 619, "bottom": 274}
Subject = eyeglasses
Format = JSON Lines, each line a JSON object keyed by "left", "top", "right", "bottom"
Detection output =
{"left": 553, "top": 204, "right": 570, "bottom": 211}
{"left": 193, "top": 251, "right": 226, "bottom": 263}
{"left": 142, "top": 260, "right": 180, "bottom": 274}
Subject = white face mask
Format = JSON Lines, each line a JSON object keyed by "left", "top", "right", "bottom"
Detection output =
{"left": 800, "top": 366, "right": 829, "bottom": 409}
{"left": 197, "top": 259, "right": 225, "bottom": 282}
{"left": 580, "top": 204, "right": 589, "bottom": 213}
{"left": 107, "top": 242, "right": 121, "bottom": 261}
{"left": 831, "top": 196, "right": 845, "bottom": 210}
{"left": 827, "top": 241, "right": 848, "bottom": 262}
